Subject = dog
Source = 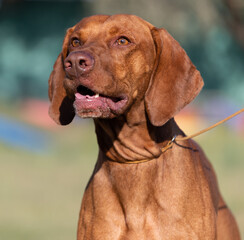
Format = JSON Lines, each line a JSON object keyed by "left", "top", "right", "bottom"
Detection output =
{"left": 48, "top": 14, "right": 240, "bottom": 240}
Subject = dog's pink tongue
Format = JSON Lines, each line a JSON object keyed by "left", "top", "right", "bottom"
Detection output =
{"left": 75, "top": 93, "right": 85, "bottom": 100}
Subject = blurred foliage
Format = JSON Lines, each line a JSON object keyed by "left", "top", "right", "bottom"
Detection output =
{"left": 0, "top": 0, "right": 244, "bottom": 103}
{"left": 0, "top": 120, "right": 98, "bottom": 240}
{"left": 0, "top": 0, "right": 93, "bottom": 101}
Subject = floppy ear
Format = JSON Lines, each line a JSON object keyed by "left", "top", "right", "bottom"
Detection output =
{"left": 145, "top": 28, "right": 204, "bottom": 126}
{"left": 48, "top": 27, "right": 76, "bottom": 125}
{"left": 48, "top": 54, "right": 75, "bottom": 125}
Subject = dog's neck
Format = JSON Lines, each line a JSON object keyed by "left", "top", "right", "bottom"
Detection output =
{"left": 94, "top": 112, "right": 182, "bottom": 163}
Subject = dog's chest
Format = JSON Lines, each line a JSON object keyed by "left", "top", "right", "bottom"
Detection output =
{"left": 77, "top": 160, "right": 216, "bottom": 240}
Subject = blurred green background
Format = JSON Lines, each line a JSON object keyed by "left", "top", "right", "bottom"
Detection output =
{"left": 0, "top": 0, "right": 243, "bottom": 239}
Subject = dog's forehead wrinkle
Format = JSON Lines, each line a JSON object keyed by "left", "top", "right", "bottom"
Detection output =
{"left": 73, "top": 19, "right": 108, "bottom": 42}
{"left": 104, "top": 19, "right": 151, "bottom": 39}
{"left": 77, "top": 25, "right": 103, "bottom": 41}
{"left": 108, "top": 26, "right": 119, "bottom": 36}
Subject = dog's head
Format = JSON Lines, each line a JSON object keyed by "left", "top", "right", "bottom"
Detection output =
{"left": 48, "top": 14, "right": 203, "bottom": 126}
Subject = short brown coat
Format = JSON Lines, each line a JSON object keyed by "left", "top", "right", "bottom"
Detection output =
{"left": 48, "top": 15, "right": 240, "bottom": 240}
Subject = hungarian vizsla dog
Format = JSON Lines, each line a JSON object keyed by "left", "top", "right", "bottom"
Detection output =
{"left": 48, "top": 15, "right": 240, "bottom": 240}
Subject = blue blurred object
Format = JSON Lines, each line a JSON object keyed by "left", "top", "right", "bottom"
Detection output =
{"left": 0, "top": 115, "right": 50, "bottom": 153}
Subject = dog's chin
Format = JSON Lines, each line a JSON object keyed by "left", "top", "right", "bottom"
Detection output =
{"left": 73, "top": 89, "right": 128, "bottom": 119}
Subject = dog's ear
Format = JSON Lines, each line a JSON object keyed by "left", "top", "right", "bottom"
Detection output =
{"left": 48, "top": 27, "right": 75, "bottom": 125}
{"left": 145, "top": 28, "right": 204, "bottom": 126}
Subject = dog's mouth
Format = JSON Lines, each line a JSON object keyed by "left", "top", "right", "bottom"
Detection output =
{"left": 73, "top": 85, "right": 128, "bottom": 118}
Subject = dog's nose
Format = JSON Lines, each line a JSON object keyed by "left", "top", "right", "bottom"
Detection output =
{"left": 64, "top": 51, "right": 95, "bottom": 76}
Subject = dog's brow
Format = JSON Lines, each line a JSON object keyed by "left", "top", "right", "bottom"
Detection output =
{"left": 109, "top": 26, "right": 119, "bottom": 35}
{"left": 75, "top": 25, "right": 102, "bottom": 42}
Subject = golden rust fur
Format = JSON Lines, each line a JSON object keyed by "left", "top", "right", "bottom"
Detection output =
{"left": 48, "top": 14, "right": 240, "bottom": 239}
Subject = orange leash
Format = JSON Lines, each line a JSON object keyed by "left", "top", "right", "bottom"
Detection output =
{"left": 161, "top": 108, "right": 244, "bottom": 153}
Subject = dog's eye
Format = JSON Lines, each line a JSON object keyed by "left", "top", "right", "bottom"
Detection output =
{"left": 71, "top": 38, "right": 80, "bottom": 47}
{"left": 116, "top": 37, "right": 130, "bottom": 46}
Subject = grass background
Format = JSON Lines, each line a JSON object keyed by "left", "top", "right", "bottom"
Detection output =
{"left": 0, "top": 110, "right": 243, "bottom": 239}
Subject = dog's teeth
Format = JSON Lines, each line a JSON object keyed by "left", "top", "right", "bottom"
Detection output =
{"left": 95, "top": 94, "right": 99, "bottom": 98}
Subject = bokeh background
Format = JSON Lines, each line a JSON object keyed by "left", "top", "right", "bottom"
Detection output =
{"left": 0, "top": 0, "right": 243, "bottom": 239}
